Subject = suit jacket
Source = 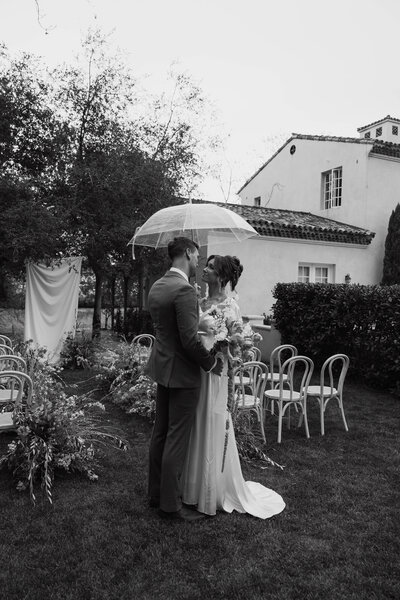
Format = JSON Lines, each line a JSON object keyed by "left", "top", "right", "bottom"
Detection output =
{"left": 146, "top": 271, "right": 215, "bottom": 388}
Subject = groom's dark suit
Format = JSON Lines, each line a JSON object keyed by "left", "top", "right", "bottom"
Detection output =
{"left": 147, "top": 270, "right": 216, "bottom": 513}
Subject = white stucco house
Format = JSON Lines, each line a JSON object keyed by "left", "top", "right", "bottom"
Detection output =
{"left": 204, "top": 203, "right": 374, "bottom": 317}
{"left": 202, "top": 116, "right": 400, "bottom": 316}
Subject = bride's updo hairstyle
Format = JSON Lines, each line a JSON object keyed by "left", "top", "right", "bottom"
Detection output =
{"left": 207, "top": 255, "right": 243, "bottom": 291}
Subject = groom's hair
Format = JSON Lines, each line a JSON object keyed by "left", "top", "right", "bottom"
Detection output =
{"left": 168, "top": 237, "right": 199, "bottom": 261}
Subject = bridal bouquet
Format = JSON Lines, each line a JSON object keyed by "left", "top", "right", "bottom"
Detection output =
{"left": 206, "top": 302, "right": 262, "bottom": 364}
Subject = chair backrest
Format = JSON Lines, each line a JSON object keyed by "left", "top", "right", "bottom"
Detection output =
{"left": 132, "top": 334, "right": 155, "bottom": 363}
{"left": 320, "top": 354, "right": 350, "bottom": 394}
{"left": 0, "top": 355, "right": 27, "bottom": 373}
{"left": 0, "top": 335, "right": 13, "bottom": 348}
{"left": 279, "top": 355, "right": 314, "bottom": 400}
{"left": 234, "top": 361, "right": 269, "bottom": 409}
{"left": 132, "top": 334, "right": 155, "bottom": 348}
{"left": 0, "top": 344, "right": 10, "bottom": 355}
{"left": 246, "top": 346, "right": 261, "bottom": 361}
{"left": 0, "top": 371, "right": 33, "bottom": 406}
{"left": 270, "top": 344, "right": 298, "bottom": 378}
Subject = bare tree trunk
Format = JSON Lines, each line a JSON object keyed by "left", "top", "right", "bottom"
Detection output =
{"left": 111, "top": 276, "right": 115, "bottom": 331}
{"left": 92, "top": 271, "right": 103, "bottom": 339}
{"left": 123, "top": 275, "right": 129, "bottom": 336}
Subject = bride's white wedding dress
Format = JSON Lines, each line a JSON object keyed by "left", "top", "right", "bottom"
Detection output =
{"left": 181, "top": 297, "right": 285, "bottom": 519}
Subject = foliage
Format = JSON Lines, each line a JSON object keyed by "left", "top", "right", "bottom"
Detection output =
{"left": 59, "top": 332, "right": 94, "bottom": 369}
{"left": 272, "top": 282, "right": 400, "bottom": 390}
{"left": 382, "top": 203, "right": 400, "bottom": 285}
{"left": 233, "top": 412, "right": 284, "bottom": 469}
{"left": 0, "top": 342, "right": 127, "bottom": 504}
{"left": 94, "top": 339, "right": 156, "bottom": 420}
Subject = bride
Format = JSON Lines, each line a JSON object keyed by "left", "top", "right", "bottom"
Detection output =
{"left": 181, "top": 254, "right": 285, "bottom": 519}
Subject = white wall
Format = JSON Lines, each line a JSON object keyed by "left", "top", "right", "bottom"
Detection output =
{"left": 207, "top": 235, "right": 375, "bottom": 316}
{"left": 239, "top": 138, "right": 371, "bottom": 224}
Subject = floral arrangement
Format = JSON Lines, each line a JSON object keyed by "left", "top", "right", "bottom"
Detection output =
{"left": 0, "top": 392, "right": 128, "bottom": 505}
{"left": 0, "top": 342, "right": 128, "bottom": 504}
{"left": 94, "top": 340, "right": 156, "bottom": 421}
{"left": 59, "top": 331, "right": 94, "bottom": 369}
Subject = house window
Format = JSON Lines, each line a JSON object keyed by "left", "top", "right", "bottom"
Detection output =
{"left": 298, "top": 265, "right": 310, "bottom": 283}
{"left": 298, "top": 263, "right": 334, "bottom": 284}
{"left": 376, "top": 127, "right": 382, "bottom": 137}
{"left": 364, "top": 132, "right": 371, "bottom": 138}
{"left": 322, "top": 167, "right": 342, "bottom": 209}
{"left": 392, "top": 126, "right": 398, "bottom": 136}
{"left": 254, "top": 196, "right": 261, "bottom": 207}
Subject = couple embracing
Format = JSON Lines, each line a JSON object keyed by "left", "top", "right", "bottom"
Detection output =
{"left": 146, "top": 237, "right": 285, "bottom": 522}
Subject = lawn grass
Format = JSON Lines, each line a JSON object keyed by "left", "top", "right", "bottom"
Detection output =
{"left": 0, "top": 370, "right": 399, "bottom": 600}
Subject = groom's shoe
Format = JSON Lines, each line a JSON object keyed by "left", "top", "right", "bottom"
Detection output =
{"left": 158, "top": 507, "right": 206, "bottom": 522}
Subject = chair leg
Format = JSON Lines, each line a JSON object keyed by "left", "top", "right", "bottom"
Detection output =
{"left": 259, "top": 407, "right": 266, "bottom": 443}
{"left": 277, "top": 404, "right": 283, "bottom": 444}
{"left": 302, "top": 400, "right": 310, "bottom": 439}
{"left": 339, "top": 397, "right": 349, "bottom": 432}
{"left": 320, "top": 398, "right": 325, "bottom": 436}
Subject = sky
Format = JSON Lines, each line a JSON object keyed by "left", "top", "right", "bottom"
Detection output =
{"left": 1, "top": 0, "right": 400, "bottom": 202}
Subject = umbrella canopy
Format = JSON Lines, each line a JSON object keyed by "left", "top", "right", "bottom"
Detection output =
{"left": 128, "top": 202, "right": 258, "bottom": 255}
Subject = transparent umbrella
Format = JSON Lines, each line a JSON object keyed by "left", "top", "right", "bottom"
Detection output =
{"left": 128, "top": 202, "right": 258, "bottom": 256}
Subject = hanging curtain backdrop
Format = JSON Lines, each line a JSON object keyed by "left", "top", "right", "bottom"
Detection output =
{"left": 24, "top": 257, "right": 83, "bottom": 364}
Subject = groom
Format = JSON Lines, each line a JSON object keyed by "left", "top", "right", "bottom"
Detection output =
{"left": 146, "top": 236, "right": 222, "bottom": 522}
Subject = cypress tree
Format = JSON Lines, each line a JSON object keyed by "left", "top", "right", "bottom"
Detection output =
{"left": 382, "top": 203, "right": 400, "bottom": 284}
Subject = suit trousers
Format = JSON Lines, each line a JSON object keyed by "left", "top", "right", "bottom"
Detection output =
{"left": 148, "top": 383, "right": 200, "bottom": 512}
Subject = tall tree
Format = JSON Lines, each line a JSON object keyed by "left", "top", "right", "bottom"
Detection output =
{"left": 382, "top": 203, "right": 400, "bottom": 285}
{"left": 0, "top": 46, "right": 70, "bottom": 300}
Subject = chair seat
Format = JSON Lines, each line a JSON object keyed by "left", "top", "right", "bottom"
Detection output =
{"left": 0, "top": 411, "right": 14, "bottom": 431}
{"left": 237, "top": 394, "right": 261, "bottom": 408}
{"left": 266, "top": 373, "right": 288, "bottom": 382}
{"left": 0, "top": 389, "right": 18, "bottom": 402}
{"left": 265, "top": 389, "right": 301, "bottom": 402}
{"left": 234, "top": 375, "right": 250, "bottom": 386}
{"left": 307, "top": 385, "right": 338, "bottom": 397}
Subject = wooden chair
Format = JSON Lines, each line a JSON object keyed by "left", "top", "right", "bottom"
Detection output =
{"left": 0, "top": 371, "right": 33, "bottom": 432}
{"left": 0, "top": 335, "right": 13, "bottom": 350}
{"left": 306, "top": 354, "right": 350, "bottom": 435}
{"left": 264, "top": 344, "right": 298, "bottom": 414}
{"left": 233, "top": 361, "right": 269, "bottom": 443}
{"left": 0, "top": 356, "right": 28, "bottom": 403}
{"left": 132, "top": 334, "right": 155, "bottom": 364}
{"left": 264, "top": 355, "right": 314, "bottom": 443}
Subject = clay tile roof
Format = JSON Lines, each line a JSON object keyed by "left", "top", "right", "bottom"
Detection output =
{"left": 370, "top": 140, "right": 400, "bottom": 159}
{"left": 193, "top": 200, "right": 375, "bottom": 246}
{"left": 357, "top": 115, "right": 400, "bottom": 131}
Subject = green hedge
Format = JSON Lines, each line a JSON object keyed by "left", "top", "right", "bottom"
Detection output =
{"left": 272, "top": 283, "right": 400, "bottom": 390}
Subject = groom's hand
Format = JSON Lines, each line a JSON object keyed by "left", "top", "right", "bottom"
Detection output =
{"left": 211, "top": 357, "right": 223, "bottom": 376}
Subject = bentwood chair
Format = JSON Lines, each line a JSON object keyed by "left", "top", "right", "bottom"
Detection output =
{"left": 264, "top": 345, "right": 298, "bottom": 414}
{"left": 264, "top": 355, "right": 314, "bottom": 443}
{"left": 0, "top": 371, "right": 33, "bottom": 432}
{"left": 233, "top": 361, "right": 269, "bottom": 443}
{"left": 132, "top": 334, "right": 155, "bottom": 364}
{"left": 0, "top": 335, "right": 13, "bottom": 351}
{"left": 0, "top": 356, "right": 27, "bottom": 404}
{"left": 306, "top": 354, "right": 350, "bottom": 435}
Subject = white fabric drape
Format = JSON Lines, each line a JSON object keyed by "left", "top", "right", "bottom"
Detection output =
{"left": 24, "top": 257, "right": 82, "bottom": 363}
